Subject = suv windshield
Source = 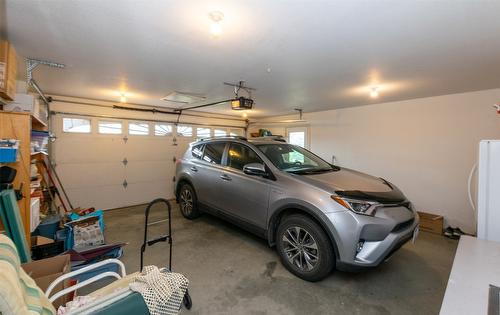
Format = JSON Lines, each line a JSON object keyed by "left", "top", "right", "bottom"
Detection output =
{"left": 256, "top": 143, "right": 339, "bottom": 174}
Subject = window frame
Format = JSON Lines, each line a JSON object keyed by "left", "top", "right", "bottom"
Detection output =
{"left": 62, "top": 116, "right": 92, "bottom": 134}
{"left": 213, "top": 128, "right": 228, "bottom": 137}
{"left": 286, "top": 126, "right": 309, "bottom": 149}
{"left": 196, "top": 127, "right": 212, "bottom": 140}
{"left": 128, "top": 121, "right": 150, "bottom": 136}
{"left": 176, "top": 125, "right": 194, "bottom": 138}
{"left": 98, "top": 119, "right": 124, "bottom": 135}
{"left": 154, "top": 123, "right": 174, "bottom": 137}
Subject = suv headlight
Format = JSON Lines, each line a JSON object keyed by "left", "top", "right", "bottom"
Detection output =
{"left": 331, "top": 196, "right": 379, "bottom": 216}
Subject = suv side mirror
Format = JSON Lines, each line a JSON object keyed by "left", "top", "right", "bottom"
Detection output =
{"left": 243, "top": 163, "right": 267, "bottom": 177}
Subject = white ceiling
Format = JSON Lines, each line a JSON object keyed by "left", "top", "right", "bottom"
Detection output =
{"left": 3, "top": 0, "right": 500, "bottom": 117}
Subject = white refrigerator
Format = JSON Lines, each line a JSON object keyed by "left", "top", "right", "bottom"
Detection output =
{"left": 477, "top": 140, "right": 500, "bottom": 242}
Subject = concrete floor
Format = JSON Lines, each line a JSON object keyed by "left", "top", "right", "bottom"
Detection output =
{"left": 101, "top": 203, "right": 458, "bottom": 315}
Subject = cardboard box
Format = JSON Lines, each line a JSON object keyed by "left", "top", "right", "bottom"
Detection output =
{"left": 31, "top": 235, "right": 53, "bottom": 246}
{"left": 0, "top": 40, "right": 17, "bottom": 101}
{"left": 22, "top": 254, "right": 71, "bottom": 308}
{"left": 417, "top": 211, "right": 444, "bottom": 235}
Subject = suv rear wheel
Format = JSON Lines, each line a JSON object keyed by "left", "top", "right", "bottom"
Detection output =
{"left": 276, "top": 214, "right": 335, "bottom": 281}
{"left": 179, "top": 184, "right": 200, "bottom": 219}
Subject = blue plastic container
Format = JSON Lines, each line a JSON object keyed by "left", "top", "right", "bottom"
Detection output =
{"left": 0, "top": 147, "right": 18, "bottom": 163}
{"left": 55, "top": 228, "right": 71, "bottom": 251}
{"left": 35, "top": 215, "right": 60, "bottom": 239}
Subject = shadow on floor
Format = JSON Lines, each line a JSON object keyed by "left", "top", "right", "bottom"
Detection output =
{"left": 98, "top": 204, "right": 457, "bottom": 315}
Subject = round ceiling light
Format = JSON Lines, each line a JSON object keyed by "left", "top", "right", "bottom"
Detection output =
{"left": 209, "top": 11, "right": 224, "bottom": 37}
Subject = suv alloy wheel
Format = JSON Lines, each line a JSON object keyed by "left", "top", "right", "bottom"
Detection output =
{"left": 276, "top": 214, "right": 335, "bottom": 281}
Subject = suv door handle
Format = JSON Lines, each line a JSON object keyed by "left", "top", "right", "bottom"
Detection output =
{"left": 220, "top": 174, "right": 232, "bottom": 181}
{"left": 190, "top": 166, "right": 198, "bottom": 172}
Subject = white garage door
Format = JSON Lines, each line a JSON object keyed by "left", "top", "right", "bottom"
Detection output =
{"left": 53, "top": 115, "right": 244, "bottom": 210}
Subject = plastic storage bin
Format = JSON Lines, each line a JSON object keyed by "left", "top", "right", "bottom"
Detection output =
{"left": 34, "top": 215, "right": 60, "bottom": 239}
{"left": 0, "top": 139, "right": 19, "bottom": 163}
{"left": 0, "top": 147, "right": 18, "bottom": 163}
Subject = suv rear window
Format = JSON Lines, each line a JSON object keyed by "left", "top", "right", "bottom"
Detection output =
{"left": 202, "top": 142, "right": 226, "bottom": 165}
{"left": 192, "top": 144, "right": 204, "bottom": 160}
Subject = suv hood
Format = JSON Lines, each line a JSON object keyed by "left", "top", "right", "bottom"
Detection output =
{"left": 296, "top": 167, "right": 406, "bottom": 203}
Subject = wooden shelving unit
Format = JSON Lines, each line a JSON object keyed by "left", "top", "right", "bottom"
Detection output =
{"left": 0, "top": 112, "right": 32, "bottom": 246}
{"left": 31, "top": 114, "right": 48, "bottom": 131}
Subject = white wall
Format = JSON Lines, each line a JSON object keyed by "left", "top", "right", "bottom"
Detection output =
{"left": 251, "top": 88, "right": 500, "bottom": 233}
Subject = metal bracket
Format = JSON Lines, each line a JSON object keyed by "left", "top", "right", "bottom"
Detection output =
{"left": 122, "top": 136, "right": 128, "bottom": 143}
{"left": 122, "top": 158, "right": 128, "bottom": 166}
{"left": 224, "top": 81, "right": 256, "bottom": 99}
{"left": 122, "top": 180, "right": 128, "bottom": 188}
{"left": 294, "top": 108, "right": 303, "bottom": 120}
{"left": 26, "top": 58, "right": 65, "bottom": 82}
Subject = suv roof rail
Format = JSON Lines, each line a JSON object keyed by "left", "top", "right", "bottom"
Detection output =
{"left": 199, "top": 136, "right": 248, "bottom": 141}
{"left": 250, "top": 135, "right": 287, "bottom": 142}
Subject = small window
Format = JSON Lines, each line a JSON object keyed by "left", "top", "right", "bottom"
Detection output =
{"left": 155, "top": 123, "right": 173, "bottom": 136}
{"left": 192, "top": 144, "right": 204, "bottom": 160}
{"left": 202, "top": 142, "right": 226, "bottom": 165}
{"left": 99, "top": 120, "right": 123, "bottom": 134}
{"left": 229, "top": 129, "right": 243, "bottom": 137}
{"left": 177, "top": 125, "right": 193, "bottom": 137}
{"left": 129, "top": 122, "right": 149, "bottom": 135}
{"left": 289, "top": 131, "right": 305, "bottom": 148}
{"left": 228, "top": 143, "right": 263, "bottom": 170}
{"left": 63, "top": 118, "right": 91, "bottom": 133}
{"left": 196, "top": 127, "right": 211, "bottom": 139}
{"left": 214, "top": 129, "right": 227, "bottom": 137}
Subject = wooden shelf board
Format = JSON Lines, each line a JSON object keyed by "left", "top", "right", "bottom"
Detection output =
{"left": 31, "top": 114, "right": 48, "bottom": 131}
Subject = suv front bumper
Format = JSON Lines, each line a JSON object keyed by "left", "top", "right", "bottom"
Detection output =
{"left": 325, "top": 206, "right": 419, "bottom": 270}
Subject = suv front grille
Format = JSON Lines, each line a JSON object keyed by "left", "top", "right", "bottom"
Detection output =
{"left": 392, "top": 218, "right": 415, "bottom": 233}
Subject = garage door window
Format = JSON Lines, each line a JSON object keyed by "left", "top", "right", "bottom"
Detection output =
{"left": 129, "top": 122, "right": 149, "bottom": 135}
{"left": 99, "top": 120, "right": 123, "bottom": 134}
{"left": 63, "top": 117, "right": 91, "bottom": 133}
{"left": 229, "top": 129, "right": 243, "bottom": 137}
{"left": 177, "top": 125, "right": 193, "bottom": 137}
{"left": 197, "top": 127, "right": 211, "bottom": 139}
{"left": 202, "top": 142, "right": 226, "bottom": 164}
{"left": 214, "top": 129, "right": 227, "bottom": 137}
{"left": 154, "top": 123, "right": 173, "bottom": 136}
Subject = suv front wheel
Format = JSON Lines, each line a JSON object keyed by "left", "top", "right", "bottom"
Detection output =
{"left": 178, "top": 183, "right": 200, "bottom": 219}
{"left": 276, "top": 214, "right": 335, "bottom": 281}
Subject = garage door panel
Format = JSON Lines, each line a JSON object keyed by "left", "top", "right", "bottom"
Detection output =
{"left": 56, "top": 163, "right": 124, "bottom": 189}
{"left": 54, "top": 116, "right": 203, "bottom": 210}
{"left": 55, "top": 137, "right": 126, "bottom": 163}
{"left": 125, "top": 161, "right": 173, "bottom": 182}
{"left": 66, "top": 185, "right": 129, "bottom": 210}
{"left": 121, "top": 180, "right": 173, "bottom": 205}
{"left": 174, "top": 141, "right": 192, "bottom": 158}
{"left": 125, "top": 138, "right": 174, "bottom": 160}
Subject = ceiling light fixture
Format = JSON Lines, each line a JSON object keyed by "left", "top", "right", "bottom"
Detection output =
{"left": 120, "top": 93, "right": 127, "bottom": 103}
{"left": 370, "top": 87, "right": 379, "bottom": 98}
{"left": 209, "top": 11, "right": 224, "bottom": 37}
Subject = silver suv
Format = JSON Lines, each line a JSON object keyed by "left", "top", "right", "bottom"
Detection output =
{"left": 175, "top": 137, "right": 419, "bottom": 281}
